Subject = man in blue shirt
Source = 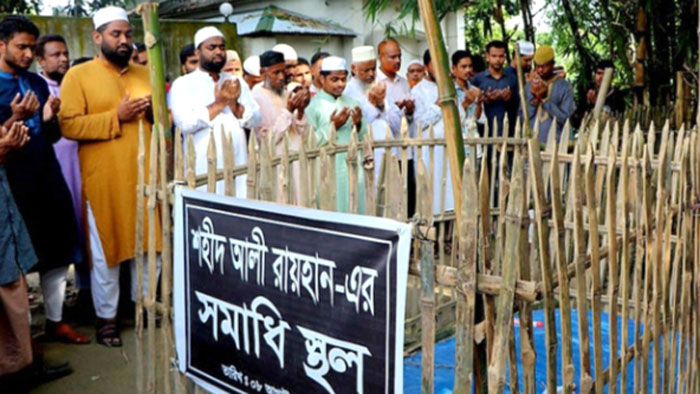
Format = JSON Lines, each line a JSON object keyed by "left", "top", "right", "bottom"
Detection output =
{"left": 471, "top": 40, "right": 519, "bottom": 137}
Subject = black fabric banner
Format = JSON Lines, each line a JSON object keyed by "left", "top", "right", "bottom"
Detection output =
{"left": 174, "top": 188, "right": 410, "bottom": 394}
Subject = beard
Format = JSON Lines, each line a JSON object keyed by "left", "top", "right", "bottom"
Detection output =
{"left": 47, "top": 70, "right": 65, "bottom": 83}
{"left": 200, "top": 56, "right": 225, "bottom": 74}
{"left": 101, "top": 42, "right": 132, "bottom": 68}
{"left": 3, "top": 52, "right": 30, "bottom": 72}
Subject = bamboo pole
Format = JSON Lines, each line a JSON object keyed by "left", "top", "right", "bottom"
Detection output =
{"left": 574, "top": 147, "right": 593, "bottom": 394}
{"left": 641, "top": 148, "right": 653, "bottom": 394}
{"left": 527, "top": 136, "right": 557, "bottom": 394}
{"left": 552, "top": 146, "right": 575, "bottom": 394}
{"left": 135, "top": 120, "right": 146, "bottom": 394}
{"left": 347, "top": 129, "right": 359, "bottom": 214}
{"left": 619, "top": 139, "right": 631, "bottom": 394}
{"left": 222, "top": 128, "right": 233, "bottom": 197}
{"left": 454, "top": 158, "right": 478, "bottom": 394}
{"left": 487, "top": 151, "right": 525, "bottom": 394}
{"left": 299, "top": 132, "right": 310, "bottom": 207}
{"left": 186, "top": 134, "right": 195, "bottom": 189}
{"left": 137, "top": 3, "right": 170, "bottom": 137}
{"left": 146, "top": 126, "right": 158, "bottom": 394}
{"left": 206, "top": 134, "right": 216, "bottom": 193}
{"left": 593, "top": 68, "right": 614, "bottom": 120}
{"left": 605, "top": 146, "right": 619, "bottom": 393}
{"left": 246, "top": 134, "right": 257, "bottom": 199}
{"left": 362, "top": 133, "right": 376, "bottom": 214}
{"left": 280, "top": 135, "right": 291, "bottom": 204}
{"left": 174, "top": 127, "right": 183, "bottom": 183}
{"left": 417, "top": 159, "right": 435, "bottom": 394}
{"left": 416, "top": 0, "right": 465, "bottom": 226}
{"left": 158, "top": 123, "right": 174, "bottom": 394}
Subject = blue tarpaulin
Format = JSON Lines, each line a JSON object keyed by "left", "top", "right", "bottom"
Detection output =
{"left": 404, "top": 309, "right": 673, "bottom": 393}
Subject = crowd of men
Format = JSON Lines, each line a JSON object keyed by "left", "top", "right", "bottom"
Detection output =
{"left": 0, "top": 5, "right": 622, "bottom": 391}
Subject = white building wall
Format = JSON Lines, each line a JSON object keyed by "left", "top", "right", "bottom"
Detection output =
{"left": 213, "top": 0, "right": 464, "bottom": 74}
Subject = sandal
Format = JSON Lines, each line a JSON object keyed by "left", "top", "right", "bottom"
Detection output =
{"left": 44, "top": 321, "right": 91, "bottom": 345}
{"left": 96, "top": 318, "right": 122, "bottom": 347}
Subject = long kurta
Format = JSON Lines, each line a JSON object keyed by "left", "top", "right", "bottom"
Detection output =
{"left": 523, "top": 76, "right": 576, "bottom": 143}
{"left": 412, "top": 78, "right": 478, "bottom": 215}
{"left": 170, "top": 69, "right": 259, "bottom": 197}
{"left": 251, "top": 84, "right": 307, "bottom": 204}
{"left": 343, "top": 77, "right": 401, "bottom": 185}
{"left": 40, "top": 74, "right": 84, "bottom": 247}
{"left": 59, "top": 58, "right": 161, "bottom": 268}
{"left": 305, "top": 90, "right": 368, "bottom": 213}
{"left": 0, "top": 70, "right": 80, "bottom": 272}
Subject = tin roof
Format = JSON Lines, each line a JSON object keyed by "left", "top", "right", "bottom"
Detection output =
{"left": 230, "top": 5, "right": 356, "bottom": 37}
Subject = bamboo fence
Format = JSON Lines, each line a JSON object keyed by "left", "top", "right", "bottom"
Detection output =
{"left": 135, "top": 113, "right": 700, "bottom": 394}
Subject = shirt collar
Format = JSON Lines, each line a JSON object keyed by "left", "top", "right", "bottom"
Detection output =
{"left": 377, "top": 68, "right": 402, "bottom": 84}
{"left": 316, "top": 89, "right": 341, "bottom": 102}
{"left": 39, "top": 73, "right": 59, "bottom": 87}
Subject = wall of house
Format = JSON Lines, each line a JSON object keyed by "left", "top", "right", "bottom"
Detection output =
{"left": 11, "top": 15, "right": 242, "bottom": 81}
{"left": 205, "top": 0, "right": 465, "bottom": 74}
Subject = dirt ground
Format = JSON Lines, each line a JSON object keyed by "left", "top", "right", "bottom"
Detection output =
{"left": 25, "top": 269, "right": 144, "bottom": 394}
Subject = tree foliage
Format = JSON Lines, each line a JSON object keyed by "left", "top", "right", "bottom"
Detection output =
{"left": 364, "top": 0, "right": 699, "bottom": 113}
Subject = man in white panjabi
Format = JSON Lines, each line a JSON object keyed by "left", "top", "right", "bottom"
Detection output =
{"left": 412, "top": 49, "right": 480, "bottom": 215}
{"left": 170, "top": 27, "right": 260, "bottom": 196}
{"left": 251, "top": 50, "right": 310, "bottom": 204}
{"left": 343, "top": 45, "right": 401, "bottom": 185}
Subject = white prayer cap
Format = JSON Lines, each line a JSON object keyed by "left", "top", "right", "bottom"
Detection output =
{"left": 351, "top": 46, "right": 375, "bottom": 63}
{"left": 243, "top": 56, "right": 260, "bottom": 77}
{"left": 194, "top": 26, "right": 224, "bottom": 48}
{"left": 321, "top": 56, "right": 347, "bottom": 72}
{"left": 406, "top": 59, "right": 424, "bottom": 68}
{"left": 517, "top": 41, "right": 535, "bottom": 56}
{"left": 272, "top": 43, "right": 297, "bottom": 62}
{"left": 92, "top": 6, "right": 128, "bottom": 30}
{"left": 226, "top": 50, "right": 240, "bottom": 62}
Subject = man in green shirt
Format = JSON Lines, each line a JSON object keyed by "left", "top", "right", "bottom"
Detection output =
{"left": 305, "top": 56, "right": 368, "bottom": 213}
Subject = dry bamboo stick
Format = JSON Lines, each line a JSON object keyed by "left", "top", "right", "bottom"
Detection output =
{"left": 454, "top": 158, "right": 478, "bottom": 394}
{"left": 573, "top": 147, "right": 593, "bottom": 394}
{"left": 307, "top": 130, "right": 318, "bottom": 209}
{"left": 362, "top": 133, "right": 376, "bottom": 214}
{"left": 206, "top": 133, "right": 216, "bottom": 193}
{"left": 574, "top": 142, "right": 604, "bottom": 393}
{"left": 246, "top": 134, "right": 257, "bottom": 199}
{"left": 552, "top": 146, "right": 575, "bottom": 394}
{"left": 135, "top": 121, "right": 146, "bottom": 394}
{"left": 527, "top": 136, "right": 557, "bottom": 394}
{"left": 347, "top": 129, "right": 359, "bottom": 214}
{"left": 158, "top": 124, "right": 173, "bottom": 394}
{"left": 487, "top": 151, "right": 525, "bottom": 394}
{"left": 385, "top": 155, "right": 404, "bottom": 221}
{"left": 174, "top": 127, "right": 183, "bottom": 182}
{"left": 298, "top": 131, "right": 310, "bottom": 207}
{"left": 619, "top": 139, "right": 631, "bottom": 394}
{"left": 478, "top": 154, "right": 495, "bottom": 365}
{"left": 631, "top": 127, "right": 645, "bottom": 393}
{"left": 652, "top": 131, "right": 670, "bottom": 394}
{"left": 328, "top": 125, "right": 337, "bottom": 210}
{"left": 319, "top": 147, "right": 333, "bottom": 211}
{"left": 260, "top": 135, "right": 274, "bottom": 201}
{"left": 604, "top": 146, "right": 619, "bottom": 393}
{"left": 641, "top": 148, "right": 653, "bottom": 394}
{"left": 146, "top": 126, "right": 158, "bottom": 394}
{"left": 416, "top": 158, "right": 435, "bottom": 394}
{"left": 494, "top": 142, "right": 510, "bottom": 277}
{"left": 280, "top": 135, "right": 291, "bottom": 204}
{"left": 186, "top": 134, "right": 195, "bottom": 189}
{"left": 400, "top": 118, "right": 409, "bottom": 220}
{"left": 221, "top": 128, "right": 233, "bottom": 197}
{"left": 406, "top": 263, "right": 538, "bottom": 301}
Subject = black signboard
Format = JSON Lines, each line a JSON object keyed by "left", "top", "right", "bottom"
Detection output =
{"left": 174, "top": 188, "right": 411, "bottom": 394}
